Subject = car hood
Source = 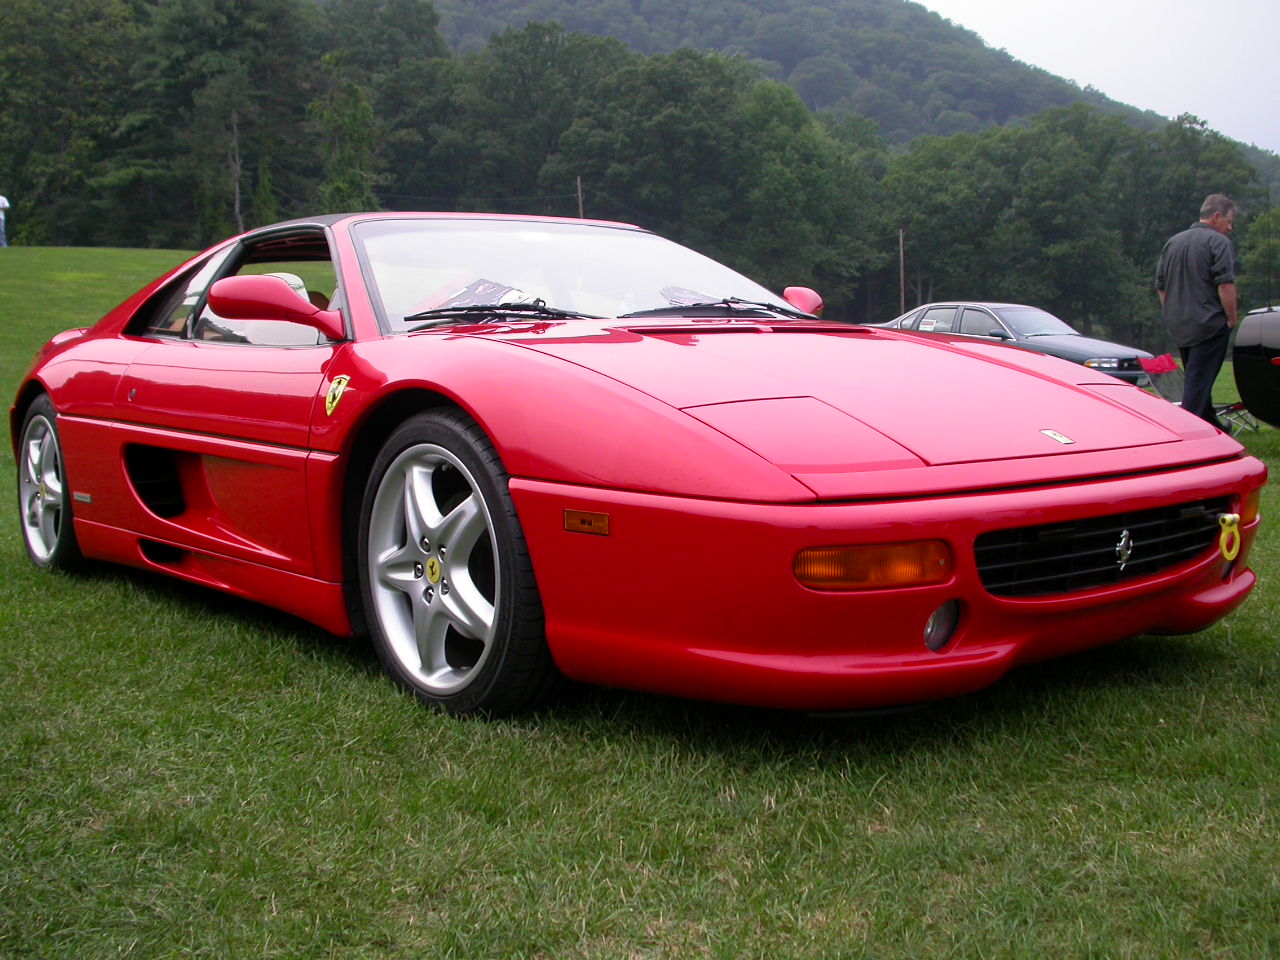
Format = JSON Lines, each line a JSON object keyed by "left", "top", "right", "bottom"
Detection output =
{"left": 491, "top": 321, "right": 1229, "bottom": 498}
{"left": 1017, "top": 333, "right": 1150, "bottom": 361}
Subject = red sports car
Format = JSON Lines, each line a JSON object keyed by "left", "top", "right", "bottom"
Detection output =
{"left": 12, "top": 213, "right": 1267, "bottom": 715}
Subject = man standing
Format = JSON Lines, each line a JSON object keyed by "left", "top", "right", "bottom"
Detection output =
{"left": 1155, "top": 194, "right": 1239, "bottom": 429}
{"left": 0, "top": 194, "right": 8, "bottom": 247}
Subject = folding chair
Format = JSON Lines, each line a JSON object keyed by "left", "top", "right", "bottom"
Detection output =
{"left": 1138, "top": 354, "right": 1259, "bottom": 436}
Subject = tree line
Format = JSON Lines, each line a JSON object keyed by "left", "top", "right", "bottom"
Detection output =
{"left": 1, "top": 0, "right": 1274, "bottom": 344}
{"left": 432, "top": 0, "right": 1121, "bottom": 143}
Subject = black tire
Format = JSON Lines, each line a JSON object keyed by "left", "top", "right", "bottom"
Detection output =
{"left": 16, "top": 394, "right": 84, "bottom": 571}
{"left": 357, "top": 408, "right": 560, "bottom": 715}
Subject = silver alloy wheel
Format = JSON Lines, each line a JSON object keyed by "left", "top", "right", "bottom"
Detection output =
{"left": 19, "top": 411, "right": 67, "bottom": 564}
{"left": 366, "top": 441, "right": 500, "bottom": 695}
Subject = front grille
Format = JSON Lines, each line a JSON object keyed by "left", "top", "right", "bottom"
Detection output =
{"left": 974, "top": 497, "right": 1229, "bottom": 597}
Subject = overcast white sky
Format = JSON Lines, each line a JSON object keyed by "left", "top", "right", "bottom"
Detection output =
{"left": 915, "top": 0, "right": 1280, "bottom": 157}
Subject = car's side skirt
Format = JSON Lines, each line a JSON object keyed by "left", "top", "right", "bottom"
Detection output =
{"left": 72, "top": 518, "right": 353, "bottom": 636}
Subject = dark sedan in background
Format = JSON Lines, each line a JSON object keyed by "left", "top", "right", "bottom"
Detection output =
{"left": 879, "top": 302, "right": 1153, "bottom": 384}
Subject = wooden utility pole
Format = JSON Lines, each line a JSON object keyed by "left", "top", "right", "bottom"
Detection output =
{"left": 898, "top": 228, "right": 906, "bottom": 315}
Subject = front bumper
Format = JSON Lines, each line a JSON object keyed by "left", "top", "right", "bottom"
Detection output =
{"left": 512, "top": 455, "right": 1264, "bottom": 710}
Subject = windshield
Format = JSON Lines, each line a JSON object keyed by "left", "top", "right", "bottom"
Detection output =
{"left": 991, "top": 306, "right": 1078, "bottom": 337}
{"left": 352, "top": 218, "right": 785, "bottom": 332}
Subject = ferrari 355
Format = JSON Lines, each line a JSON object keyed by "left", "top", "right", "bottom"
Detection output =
{"left": 12, "top": 213, "right": 1266, "bottom": 715}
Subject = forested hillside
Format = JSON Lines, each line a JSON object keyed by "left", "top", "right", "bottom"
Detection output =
{"left": 433, "top": 0, "right": 1129, "bottom": 142}
{"left": 1, "top": 0, "right": 1275, "bottom": 338}
{"left": 432, "top": 0, "right": 1279, "bottom": 182}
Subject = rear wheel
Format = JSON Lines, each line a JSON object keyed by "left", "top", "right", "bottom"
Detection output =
{"left": 357, "top": 409, "right": 559, "bottom": 715}
{"left": 17, "top": 395, "right": 83, "bottom": 571}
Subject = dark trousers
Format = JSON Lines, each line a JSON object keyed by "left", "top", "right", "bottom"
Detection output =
{"left": 1179, "top": 328, "right": 1230, "bottom": 428}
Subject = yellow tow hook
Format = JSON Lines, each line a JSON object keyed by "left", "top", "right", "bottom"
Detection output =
{"left": 1218, "top": 513, "right": 1241, "bottom": 562}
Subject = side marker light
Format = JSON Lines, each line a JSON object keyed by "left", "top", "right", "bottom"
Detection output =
{"left": 565, "top": 510, "right": 610, "bottom": 536}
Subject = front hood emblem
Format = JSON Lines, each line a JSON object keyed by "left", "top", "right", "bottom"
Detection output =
{"left": 1041, "top": 429, "right": 1075, "bottom": 445}
{"left": 1115, "top": 529, "right": 1134, "bottom": 570}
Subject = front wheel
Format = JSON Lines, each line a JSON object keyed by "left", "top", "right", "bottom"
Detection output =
{"left": 357, "top": 408, "right": 560, "bottom": 715}
{"left": 17, "top": 394, "right": 83, "bottom": 571}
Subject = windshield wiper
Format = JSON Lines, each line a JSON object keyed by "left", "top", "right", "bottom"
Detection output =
{"left": 620, "top": 298, "right": 815, "bottom": 320}
{"left": 405, "top": 299, "right": 597, "bottom": 330}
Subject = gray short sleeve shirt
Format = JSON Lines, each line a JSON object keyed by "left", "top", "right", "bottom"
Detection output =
{"left": 1155, "top": 222, "right": 1236, "bottom": 348}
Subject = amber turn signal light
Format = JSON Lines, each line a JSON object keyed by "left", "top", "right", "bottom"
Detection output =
{"left": 1240, "top": 488, "right": 1261, "bottom": 526}
{"left": 794, "top": 541, "right": 953, "bottom": 590}
{"left": 564, "top": 510, "right": 610, "bottom": 536}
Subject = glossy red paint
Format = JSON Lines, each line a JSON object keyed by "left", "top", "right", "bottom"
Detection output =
{"left": 208, "top": 274, "right": 346, "bottom": 340}
{"left": 510, "top": 460, "right": 1258, "bottom": 709}
{"left": 10, "top": 213, "right": 1268, "bottom": 714}
{"left": 782, "top": 285, "right": 824, "bottom": 316}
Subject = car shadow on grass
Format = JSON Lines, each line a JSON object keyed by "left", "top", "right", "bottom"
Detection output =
{"left": 53, "top": 558, "right": 1236, "bottom": 759}
{"left": 528, "top": 632, "right": 1233, "bottom": 759}
{"left": 66, "top": 560, "right": 384, "bottom": 675}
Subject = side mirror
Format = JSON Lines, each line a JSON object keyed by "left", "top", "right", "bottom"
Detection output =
{"left": 207, "top": 275, "right": 345, "bottom": 341}
{"left": 782, "top": 286, "right": 824, "bottom": 317}
{"left": 990, "top": 329, "right": 1013, "bottom": 340}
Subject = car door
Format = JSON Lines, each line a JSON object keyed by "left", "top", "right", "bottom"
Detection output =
{"left": 109, "top": 230, "right": 344, "bottom": 576}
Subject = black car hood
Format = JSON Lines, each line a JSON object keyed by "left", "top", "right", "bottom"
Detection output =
{"left": 1019, "top": 333, "right": 1148, "bottom": 362}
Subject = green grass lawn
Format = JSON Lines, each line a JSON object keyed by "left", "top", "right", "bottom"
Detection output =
{"left": 2, "top": 248, "right": 1278, "bottom": 958}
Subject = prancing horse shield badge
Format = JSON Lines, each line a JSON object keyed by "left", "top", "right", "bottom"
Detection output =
{"left": 325, "top": 375, "right": 350, "bottom": 416}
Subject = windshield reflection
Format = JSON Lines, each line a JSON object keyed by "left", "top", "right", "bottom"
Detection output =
{"left": 992, "top": 306, "right": 1078, "bottom": 337}
{"left": 353, "top": 217, "right": 783, "bottom": 332}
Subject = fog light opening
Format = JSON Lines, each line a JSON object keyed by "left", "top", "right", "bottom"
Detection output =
{"left": 924, "top": 600, "right": 961, "bottom": 652}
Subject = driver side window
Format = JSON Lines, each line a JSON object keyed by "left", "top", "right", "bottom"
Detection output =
{"left": 132, "top": 253, "right": 229, "bottom": 339}
{"left": 193, "top": 255, "right": 338, "bottom": 346}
